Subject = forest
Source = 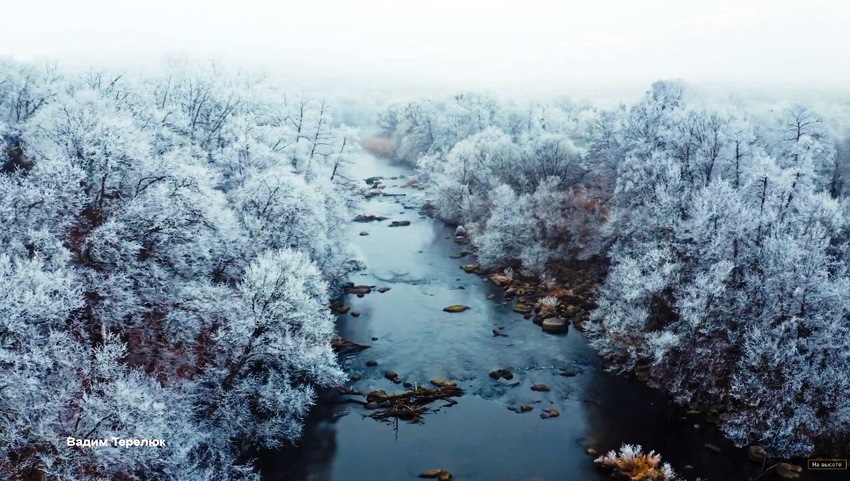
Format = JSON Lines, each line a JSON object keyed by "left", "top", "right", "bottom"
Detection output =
{"left": 379, "top": 82, "right": 850, "bottom": 459}
{"left": 2, "top": 58, "right": 849, "bottom": 480}
{"left": 0, "top": 60, "right": 360, "bottom": 480}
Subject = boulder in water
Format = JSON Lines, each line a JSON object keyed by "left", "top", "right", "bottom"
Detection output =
{"left": 704, "top": 443, "right": 721, "bottom": 453}
{"left": 513, "top": 303, "right": 533, "bottom": 314}
{"left": 344, "top": 285, "right": 373, "bottom": 295}
{"left": 443, "top": 305, "right": 470, "bottom": 313}
{"left": 388, "top": 220, "right": 411, "bottom": 227}
{"left": 353, "top": 214, "right": 388, "bottom": 222}
{"left": 542, "top": 317, "right": 568, "bottom": 334}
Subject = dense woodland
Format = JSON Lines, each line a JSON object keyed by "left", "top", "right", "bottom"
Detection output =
{"left": 3, "top": 56, "right": 850, "bottom": 480}
{"left": 380, "top": 83, "right": 850, "bottom": 457}
{"left": 0, "top": 60, "right": 360, "bottom": 480}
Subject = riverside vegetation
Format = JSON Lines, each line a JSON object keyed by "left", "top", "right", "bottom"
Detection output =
{"left": 378, "top": 83, "right": 850, "bottom": 467}
{"left": 3, "top": 57, "right": 849, "bottom": 480}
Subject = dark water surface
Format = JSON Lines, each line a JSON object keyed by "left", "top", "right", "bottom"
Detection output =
{"left": 259, "top": 153, "right": 828, "bottom": 481}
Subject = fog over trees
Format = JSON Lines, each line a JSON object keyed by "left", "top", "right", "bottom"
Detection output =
{"left": 3, "top": 55, "right": 850, "bottom": 479}
{"left": 381, "top": 82, "right": 850, "bottom": 457}
{"left": 0, "top": 60, "right": 359, "bottom": 480}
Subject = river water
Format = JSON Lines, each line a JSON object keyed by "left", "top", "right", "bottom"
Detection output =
{"left": 259, "top": 153, "right": 822, "bottom": 481}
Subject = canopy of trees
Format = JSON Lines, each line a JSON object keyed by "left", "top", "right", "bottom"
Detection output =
{"left": 0, "top": 60, "right": 360, "bottom": 480}
{"left": 383, "top": 83, "right": 850, "bottom": 457}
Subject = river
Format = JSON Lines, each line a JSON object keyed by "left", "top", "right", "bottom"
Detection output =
{"left": 258, "top": 153, "right": 821, "bottom": 481}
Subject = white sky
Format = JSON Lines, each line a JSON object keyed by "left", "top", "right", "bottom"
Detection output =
{"left": 2, "top": 0, "right": 849, "bottom": 99}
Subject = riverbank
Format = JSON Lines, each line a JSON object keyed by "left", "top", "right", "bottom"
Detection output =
{"left": 258, "top": 152, "right": 829, "bottom": 481}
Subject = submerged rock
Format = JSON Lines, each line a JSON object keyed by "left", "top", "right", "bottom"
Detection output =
{"left": 344, "top": 285, "right": 373, "bottom": 295}
{"left": 430, "top": 379, "right": 457, "bottom": 388}
{"left": 704, "top": 443, "right": 721, "bottom": 453}
{"left": 365, "top": 360, "right": 378, "bottom": 367}
{"left": 384, "top": 370, "right": 399, "bottom": 380}
{"left": 377, "top": 287, "right": 391, "bottom": 293}
{"left": 353, "top": 214, "right": 388, "bottom": 222}
{"left": 489, "top": 369, "right": 514, "bottom": 380}
{"left": 460, "top": 264, "right": 479, "bottom": 274}
{"left": 519, "top": 403, "right": 534, "bottom": 413}
{"left": 388, "top": 220, "right": 411, "bottom": 227}
{"left": 531, "top": 384, "right": 550, "bottom": 392}
{"left": 443, "top": 305, "right": 470, "bottom": 313}
{"left": 350, "top": 311, "right": 361, "bottom": 317}
{"left": 540, "top": 408, "right": 560, "bottom": 419}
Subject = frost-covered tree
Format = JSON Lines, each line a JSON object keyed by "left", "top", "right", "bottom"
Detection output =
{"left": 0, "top": 59, "right": 356, "bottom": 480}
{"left": 588, "top": 81, "right": 850, "bottom": 457}
{"left": 198, "top": 249, "right": 342, "bottom": 448}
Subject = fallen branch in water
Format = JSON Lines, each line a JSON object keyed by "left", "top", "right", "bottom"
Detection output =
{"left": 364, "top": 381, "right": 464, "bottom": 424}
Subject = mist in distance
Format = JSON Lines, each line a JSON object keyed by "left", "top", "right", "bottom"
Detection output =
{"left": 2, "top": 0, "right": 849, "bottom": 103}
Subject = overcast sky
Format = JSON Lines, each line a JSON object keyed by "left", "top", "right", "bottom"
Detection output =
{"left": 2, "top": 0, "right": 849, "bottom": 99}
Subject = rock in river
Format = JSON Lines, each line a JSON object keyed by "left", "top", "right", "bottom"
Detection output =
{"left": 353, "top": 214, "right": 388, "bottom": 222}
{"left": 419, "top": 469, "right": 452, "bottom": 480}
{"left": 531, "top": 384, "right": 550, "bottom": 392}
{"left": 513, "top": 303, "right": 533, "bottom": 314}
{"left": 377, "top": 287, "right": 391, "bottom": 293}
{"left": 541, "top": 317, "right": 568, "bottom": 334}
{"left": 704, "top": 443, "right": 721, "bottom": 453}
{"left": 365, "top": 360, "right": 378, "bottom": 367}
{"left": 344, "top": 285, "right": 373, "bottom": 295}
{"left": 489, "top": 369, "right": 514, "bottom": 380}
{"left": 332, "top": 304, "right": 351, "bottom": 314}
{"left": 384, "top": 370, "right": 399, "bottom": 380}
{"left": 388, "top": 220, "right": 411, "bottom": 227}
{"left": 540, "top": 408, "right": 560, "bottom": 419}
{"left": 443, "top": 305, "right": 470, "bottom": 313}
